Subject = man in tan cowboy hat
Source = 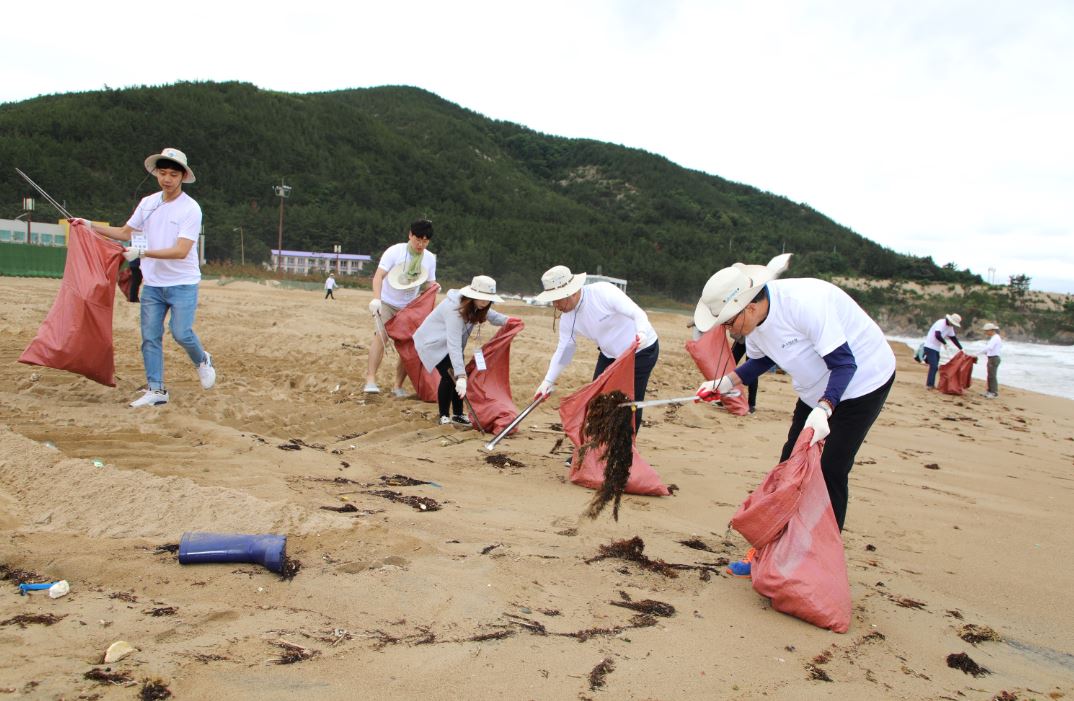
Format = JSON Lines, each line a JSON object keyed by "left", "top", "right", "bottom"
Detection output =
{"left": 921, "top": 313, "right": 963, "bottom": 389}
{"left": 693, "top": 255, "right": 895, "bottom": 575}
{"left": 71, "top": 148, "right": 216, "bottom": 408}
{"left": 533, "top": 265, "right": 660, "bottom": 433}
{"left": 980, "top": 322, "right": 1002, "bottom": 398}
{"left": 364, "top": 219, "right": 437, "bottom": 395}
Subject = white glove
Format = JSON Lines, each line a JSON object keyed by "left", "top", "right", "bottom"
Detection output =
{"left": 697, "top": 375, "right": 735, "bottom": 397}
{"left": 122, "top": 247, "right": 145, "bottom": 262}
{"left": 455, "top": 377, "right": 467, "bottom": 398}
{"left": 534, "top": 380, "right": 554, "bottom": 400}
{"left": 368, "top": 298, "right": 382, "bottom": 315}
{"left": 805, "top": 405, "right": 831, "bottom": 446}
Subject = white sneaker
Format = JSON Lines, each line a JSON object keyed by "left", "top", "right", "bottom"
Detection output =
{"left": 391, "top": 387, "right": 408, "bottom": 398}
{"left": 197, "top": 352, "right": 216, "bottom": 389}
{"left": 130, "top": 389, "right": 169, "bottom": 408}
{"left": 438, "top": 416, "right": 452, "bottom": 425}
{"left": 364, "top": 382, "right": 381, "bottom": 394}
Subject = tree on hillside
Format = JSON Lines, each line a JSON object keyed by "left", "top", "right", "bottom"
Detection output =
{"left": 1008, "top": 274, "right": 1031, "bottom": 309}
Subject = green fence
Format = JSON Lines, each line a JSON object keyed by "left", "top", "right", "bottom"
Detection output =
{"left": 0, "top": 242, "right": 66, "bottom": 278}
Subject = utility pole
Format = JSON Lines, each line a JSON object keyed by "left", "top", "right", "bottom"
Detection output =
{"left": 233, "top": 227, "right": 245, "bottom": 266}
{"left": 22, "top": 197, "right": 34, "bottom": 244}
{"left": 334, "top": 244, "right": 341, "bottom": 275}
{"left": 274, "top": 181, "right": 292, "bottom": 272}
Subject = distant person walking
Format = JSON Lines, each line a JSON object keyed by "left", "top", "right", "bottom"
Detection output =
{"left": 532, "top": 265, "right": 659, "bottom": 433}
{"left": 981, "top": 322, "right": 1002, "bottom": 398}
{"left": 365, "top": 219, "right": 437, "bottom": 396}
{"left": 921, "top": 313, "right": 963, "bottom": 389}
{"left": 324, "top": 273, "right": 337, "bottom": 300}
{"left": 70, "top": 147, "right": 216, "bottom": 408}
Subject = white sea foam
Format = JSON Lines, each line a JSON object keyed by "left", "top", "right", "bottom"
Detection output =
{"left": 888, "top": 335, "right": 1074, "bottom": 402}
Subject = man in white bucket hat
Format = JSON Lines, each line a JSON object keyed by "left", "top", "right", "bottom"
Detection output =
{"left": 364, "top": 219, "right": 437, "bottom": 396}
{"left": 533, "top": 265, "right": 660, "bottom": 433}
{"left": 413, "top": 275, "right": 515, "bottom": 426}
{"left": 72, "top": 148, "right": 215, "bottom": 408}
{"left": 979, "top": 322, "right": 1002, "bottom": 398}
{"left": 693, "top": 254, "right": 895, "bottom": 576}
{"left": 920, "top": 312, "right": 963, "bottom": 389}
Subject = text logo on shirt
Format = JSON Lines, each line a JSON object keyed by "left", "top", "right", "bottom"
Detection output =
{"left": 781, "top": 337, "right": 801, "bottom": 349}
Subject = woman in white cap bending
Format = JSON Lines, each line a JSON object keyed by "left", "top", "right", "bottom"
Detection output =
{"left": 414, "top": 276, "right": 512, "bottom": 426}
{"left": 532, "top": 265, "right": 659, "bottom": 433}
{"left": 921, "top": 313, "right": 963, "bottom": 389}
{"left": 694, "top": 255, "right": 895, "bottom": 576}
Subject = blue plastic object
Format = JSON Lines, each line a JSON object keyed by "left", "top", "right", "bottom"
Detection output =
{"left": 18, "top": 582, "right": 56, "bottom": 595}
{"left": 178, "top": 532, "right": 287, "bottom": 574}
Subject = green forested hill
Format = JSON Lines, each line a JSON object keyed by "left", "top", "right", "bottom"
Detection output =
{"left": 0, "top": 81, "right": 979, "bottom": 298}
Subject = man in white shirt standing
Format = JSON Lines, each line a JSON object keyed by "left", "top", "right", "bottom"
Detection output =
{"left": 364, "top": 219, "right": 437, "bottom": 396}
{"left": 73, "top": 148, "right": 215, "bottom": 408}
{"left": 324, "top": 273, "right": 336, "bottom": 300}
{"left": 921, "top": 314, "right": 963, "bottom": 389}
{"left": 532, "top": 265, "right": 659, "bottom": 433}
{"left": 980, "top": 322, "right": 1002, "bottom": 398}
{"left": 695, "top": 257, "right": 895, "bottom": 576}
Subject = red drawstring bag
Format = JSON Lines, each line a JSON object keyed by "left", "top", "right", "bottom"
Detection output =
{"left": 558, "top": 341, "right": 670, "bottom": 496}
{"left": 684, "top": 329, "right": 750, "bottom": 415}
{"left": 19, "top": 222, "right": 125, "bottom": 387}
{"left": 465, "top": 318, "right": 525, "bottom": 435}
{"left": 730, "top": 429, "right": 851, "bottom": 633}
{"left": 384, "top": 284, "right": 442, "bottom": 402}
{"left": 938, "top": 351, "right": 976, "bottom": 395}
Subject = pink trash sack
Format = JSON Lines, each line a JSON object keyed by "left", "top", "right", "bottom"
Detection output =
{"left": 385, "top": 284, "right": 442, "bottom": 402}
{"left": 730, "top": 429, "right": 851, "bottom": 633}
{"left": 558, "top": 341, "right": 670, "bottom": 497}
{"left": 684, "top": 328, "right": 750, "bottom": 415}
{"left": 465, "top": 317, "right": 525, "bottom": 435}
{"left": 938, "top": 351, "right": 976, "bottom": 396}
{"left": 19, "top": 221, "right": 125, "bottom": 387}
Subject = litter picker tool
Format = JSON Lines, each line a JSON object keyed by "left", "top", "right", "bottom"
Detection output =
{"left": 15, "top": 168, "right": 73, "bottom": 219}
{"left": 373, "top": 311, "right": 392, "bottom": 353}
{"left": 483, "top": 395, "right": 545, "bottom": 451}
{"left": 619, "top": 387, "right": 739, "bottom": 410}
{"left": 463, "top": 396, "right": 487, "bottom": 434}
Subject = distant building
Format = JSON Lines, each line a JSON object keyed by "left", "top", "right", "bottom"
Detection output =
{"left": 585, "top": 273, "right": 627, "bottom": 292}
{"left": 270, "top": 249, "right": 372, "bottom": 276}
{"left": 0, "top": 218, "right": 68, "bottom": 247}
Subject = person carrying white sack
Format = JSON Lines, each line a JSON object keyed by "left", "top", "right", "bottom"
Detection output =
{"left": 413, "top": 275, "right": 512, "bottom": 426}
{"left": 693, "top": 254, "right": 895, "bottom": 576}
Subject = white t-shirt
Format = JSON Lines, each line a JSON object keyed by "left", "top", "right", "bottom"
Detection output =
{"left": 377, "top": 242, "right": 437, "bottom": 308}
{"left": 745, "top": 278, "right": 896, "bottom": 406}
{"left": 984, "top": 333, "right": 1002, "bottom": 357}
{"left": 126, "top": 191, "right": 202, "bottom": 287}
{"left": 922, "top": 318, "right": 957, "bottom": 351}
{"left": 542, "top": 282, "right": 658, "bottom": 384}
{"left": 325, "top": 276, "right": 336, "bottom": 290}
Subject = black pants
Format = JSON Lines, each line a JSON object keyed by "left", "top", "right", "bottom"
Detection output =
{"left": 435, "top": 355, "right": 463, "bottom": 418}
{"left": 593, "top": 340, "right": 660, "bottom": 434}
{"left": 779, "top": 372, "right": 895, "bottom": 531}
{"left": 325, "top": 288, "right": 334, "bottom": 299}
{"left": 731, "top": 340, "right": 758, "bottom": 409}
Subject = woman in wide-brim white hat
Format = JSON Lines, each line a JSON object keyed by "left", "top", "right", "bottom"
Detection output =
{"left": 413, "top": 275, "right": 514, "bottom": 426}
{"left": 532, "top": 264, "right": 661, "bottom": 435}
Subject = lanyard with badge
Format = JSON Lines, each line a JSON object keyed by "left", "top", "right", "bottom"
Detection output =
{"left": 472, "top": 323, "right": 487, "bottom": 371}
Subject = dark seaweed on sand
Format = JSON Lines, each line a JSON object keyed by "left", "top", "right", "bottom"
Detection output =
{"left": 0, "top": 613, "right": 65, "bottom": 628}
{"left": 366, "top": 489, "right": 441, "bottom": 512}
{"left": 84, "top": 668, "right": 133, "bottom": 684}
{"left": 279, "top": 556, "right": 302, "bottom": 580}
{"left": 610, "top": 599, "right": 675, "bottom": 617}
{"left": 140, "top": 679, "right": 173, "bottom": 700}
{"left": 589, "top": 657, "right": 615, "bottom": 690}
{"left": 578, "top": 390, "right": 635, "bottom": 521}
{"left": 585, "top": 537, "right": 678, "bottom": 578}
{"left": 946, "top": 652, "right": 991, "bottom": 677}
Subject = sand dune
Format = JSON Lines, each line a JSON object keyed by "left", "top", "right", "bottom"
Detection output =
{"left": 1, "top": 276, "right": 1071, "bottom": 699}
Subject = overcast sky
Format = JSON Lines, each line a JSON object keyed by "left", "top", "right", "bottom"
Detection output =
{"left": 4, "top": 0, "right": 1072, "bottom": 292}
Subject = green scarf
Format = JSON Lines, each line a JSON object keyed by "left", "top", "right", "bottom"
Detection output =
{"left": 404, "top": 243, "right": 425, "bottom": 282}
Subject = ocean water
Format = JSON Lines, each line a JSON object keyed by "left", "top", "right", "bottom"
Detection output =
{"left": 887, "top": 335, "right": 1074, "bottom": 402}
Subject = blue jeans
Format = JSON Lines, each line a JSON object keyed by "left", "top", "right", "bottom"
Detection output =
{"left": 140, "top": 284, "right": 206, "bottom": 390}
{"left": 923, "top": 347, "right": 941, "bottom": 387}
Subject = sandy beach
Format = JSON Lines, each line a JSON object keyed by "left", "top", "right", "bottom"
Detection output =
{"left": 1, "top": 276, "right": 1072, "bottom": 700}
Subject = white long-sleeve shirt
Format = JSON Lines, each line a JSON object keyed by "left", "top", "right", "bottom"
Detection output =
{"left": 542, "top": 282, "right": 657, "bottom": 384}
{"left": 984, "top": 333, "right": 1002, "bottom": 357}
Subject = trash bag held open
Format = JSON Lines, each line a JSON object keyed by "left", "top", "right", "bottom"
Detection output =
{"left": 384, "top": 284, "right": 442, "bottom": 402}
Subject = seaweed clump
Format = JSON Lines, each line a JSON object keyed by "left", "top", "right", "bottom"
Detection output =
{"left": 578, "top": 390, "right": 635, "bottom": 521}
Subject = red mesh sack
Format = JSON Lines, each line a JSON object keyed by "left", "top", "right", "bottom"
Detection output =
{"left": 558, "top": 341, "right": 669, "bottom": 497}
{"left": 684, "top": 329, "right": 750, "bottom": 415}
{"left": 465, "top": 317, "right": 525, "bottom": 435}
{"left": 938, "top": 351, "right": 976, "bottom": 395}
{"left": 730, "top": 429, "right": 851, "bottom": 633}
{"left": 19, "top": 222, "right": 124, "bottom": 387}
{"left": 384, "top": 284, "right": 442, "bottom": 402}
